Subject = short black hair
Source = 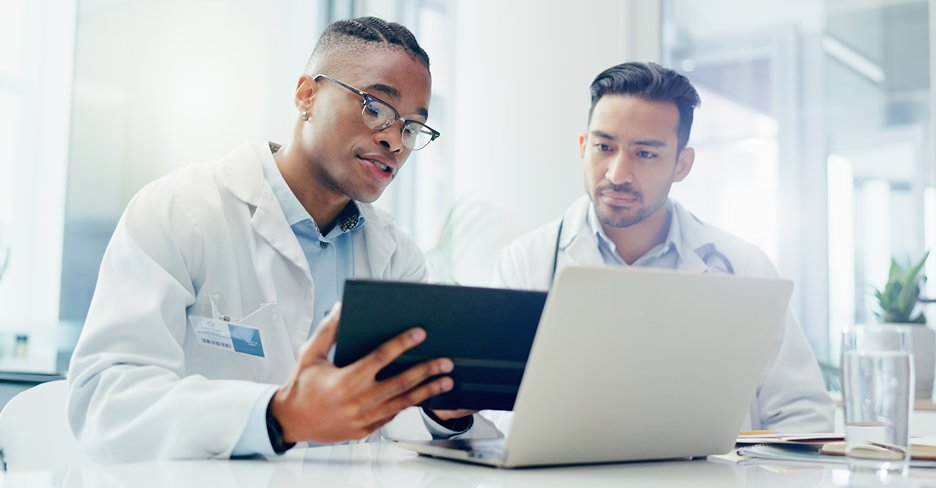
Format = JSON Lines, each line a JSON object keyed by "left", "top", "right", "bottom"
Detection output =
{"left": 306, "top": 16, "right": 430, "bottom": 74}
{"left": 588, "top": 62, "right": 700, "bottom": 150}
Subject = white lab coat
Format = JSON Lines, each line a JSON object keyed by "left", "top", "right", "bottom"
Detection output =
{"left": 485, "top": 195, "right": 835, "bottom": 434}
{"left": 66, "top": 142, "right": 495, "bottom": 462}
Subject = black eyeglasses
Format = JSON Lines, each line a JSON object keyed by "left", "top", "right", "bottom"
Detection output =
{"left": 313, "top": 74, "right": 440, "bottom": 151}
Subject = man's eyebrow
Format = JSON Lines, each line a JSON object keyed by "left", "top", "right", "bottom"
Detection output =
{"left": 365, "top": 83, "right": 429, "bottom": 118}
{"left": 590, "top": 131, "right": 668, "bottom": 148}
{"left": 630, "top": 139, "right": 667, "bottom": 148}
{"left": 366, "top": 83, "right": 400, "bottom": 99}
{"left": 590, "top": 129, "right": 617, "bottom": 141}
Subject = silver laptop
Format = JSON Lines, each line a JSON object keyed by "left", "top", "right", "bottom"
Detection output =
{"left": 397, "top": 266, "right": 793, "bottom": 468}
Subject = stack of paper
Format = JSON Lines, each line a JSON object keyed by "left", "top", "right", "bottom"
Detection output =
{"left": 709, "top": 434, "right": 936, "bottom": 468}
{"left": 735, "top": 433, "right": 843, "bottom": 450}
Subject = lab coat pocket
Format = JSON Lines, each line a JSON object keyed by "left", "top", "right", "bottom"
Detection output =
{"left": 184, "top": 300, "right": 284, "bottom": 382}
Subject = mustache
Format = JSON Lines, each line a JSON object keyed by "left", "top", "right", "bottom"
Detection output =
{"left": 597, "top": 182, "right": 642, "bottom": 199}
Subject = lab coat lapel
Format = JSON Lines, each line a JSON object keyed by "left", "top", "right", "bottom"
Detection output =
{"left": 251, "top": 188, "right": 312, "bottom": 276}
{"left": 561, "top": 196, "right": 607, "bottom": 267}
{"left": 219, "top": 143, "right": 312, "bottom": 277}
{"left": 219, "top": 144, "right": 314, "bottom": 356}
{"left": 671, "top": 201, "right": 720, "bottom": 273}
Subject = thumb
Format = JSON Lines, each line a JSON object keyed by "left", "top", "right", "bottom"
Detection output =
{"left": 298, "top": 302, "right": 342, "bottom": 367}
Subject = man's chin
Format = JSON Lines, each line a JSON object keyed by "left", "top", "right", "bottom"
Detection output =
{"left": 341, "top": 179, "right": 390, "bottom": 204}
{"left": 348, "top": 188, "right": 384, "bottom": 204}
{"left": 597, "top": 207, "right": 644, "bottom": 229}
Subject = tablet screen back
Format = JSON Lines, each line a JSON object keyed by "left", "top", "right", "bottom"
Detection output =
{"left": 334, "top": 280, "right": 547, "bottom": 411}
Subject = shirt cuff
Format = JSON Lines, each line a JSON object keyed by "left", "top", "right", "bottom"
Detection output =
{"left": 420, "top": 408, "right": 474, "bottom": 439}
{"left": 231, "top": 385, "right": 279, "bottom": 457}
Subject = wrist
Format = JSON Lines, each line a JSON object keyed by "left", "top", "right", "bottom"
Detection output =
{"left": 266, "top": 398, "right": 297, "bottom": 454}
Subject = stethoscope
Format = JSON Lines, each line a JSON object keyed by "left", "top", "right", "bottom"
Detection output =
{"left": 548, "top": 218, "right": 736, "bottom": 286}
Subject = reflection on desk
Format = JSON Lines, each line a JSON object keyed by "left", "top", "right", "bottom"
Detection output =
{"left": 7, "top": 443, "right": 936, "bottom": 488}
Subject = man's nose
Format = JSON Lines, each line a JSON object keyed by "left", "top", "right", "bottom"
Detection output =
{"left": 605, "top": 155, "right": 634, "bottom": 185}
{"left": 374, "top": 120, "right": 405, "bottom": 153}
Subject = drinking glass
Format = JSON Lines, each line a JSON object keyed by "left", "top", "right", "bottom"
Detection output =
{"left": 841, "top": 325, "right": 914, "bottom": 477}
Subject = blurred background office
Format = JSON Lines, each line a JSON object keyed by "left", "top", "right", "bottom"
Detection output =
{"left": 0, "top": 0, "right": 932, "bottom": 380}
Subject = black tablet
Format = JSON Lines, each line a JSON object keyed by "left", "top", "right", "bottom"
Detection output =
{"left": 334, "top": 279, "right": 547, "bottom": 411}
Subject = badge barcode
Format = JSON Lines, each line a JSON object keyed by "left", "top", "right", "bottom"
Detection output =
{"left": 201, "top": 338, "right": 232, "bottom": 349}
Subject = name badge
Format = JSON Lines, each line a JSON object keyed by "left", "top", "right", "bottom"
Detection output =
{"left": 190, "top": 315, "right": 265, "bottom": 357}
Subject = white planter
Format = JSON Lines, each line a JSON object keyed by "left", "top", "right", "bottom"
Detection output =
{"left": 844, "top": 325, "right": 935, "bottom": 399}
{"left": 905, "top": 325, "right": 936, "bottom": 400}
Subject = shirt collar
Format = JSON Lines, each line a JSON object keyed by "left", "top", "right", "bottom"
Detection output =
{"left": 586, "top": 200, "right": 686, "bottom": 263}
{"left": 262, "top": 142, "right": 364, "bottom": 238}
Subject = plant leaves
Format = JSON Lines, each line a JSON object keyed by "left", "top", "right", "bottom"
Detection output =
{"left": 873, "top": 251, "right": 930, "bottom": 324}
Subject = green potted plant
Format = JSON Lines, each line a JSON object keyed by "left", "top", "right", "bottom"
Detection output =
{"left": 872, "top": 251, "right": 933, "bottom": 399}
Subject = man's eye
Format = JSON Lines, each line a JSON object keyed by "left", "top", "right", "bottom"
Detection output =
{"left": 595, "top": 144, "right": 613, "bottom": 152}
{"left": 403, "top": 124, "right": 428, "bottom": 136}
{"left": 364, "top": 101, "right": 382, "bottom": 116}
{"left": 636, "top": 150, "right": 657, "bottom": 159}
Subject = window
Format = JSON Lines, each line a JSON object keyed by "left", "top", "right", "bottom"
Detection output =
{"left": 0, "top": 0, "right": 75, "bottom": 326}
{"left": 359, "top": 0, "right": 455, "bottom": 251}
{"left": 5, "top": 0, "right": 440, "bottom": 326}
{"left": 662, "top": 0, "right": 934, "bottom": 362}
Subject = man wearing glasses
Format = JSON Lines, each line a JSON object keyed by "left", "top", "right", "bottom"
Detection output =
{"left": 67, "top": 17, "right": 490, "bottom": 462}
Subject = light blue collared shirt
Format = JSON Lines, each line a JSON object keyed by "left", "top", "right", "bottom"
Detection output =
{"left": 260, "top": 148, "right": 363, "bottom": 331}
{"left": 588, "top": 201, "right": 686, "bottom": 268}
{"left": 232, "top": 145, "right": 362, "bottom": 457}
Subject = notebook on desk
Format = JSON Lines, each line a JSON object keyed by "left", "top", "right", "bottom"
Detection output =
{"left": 397, "top": 266, "right": 793, "bottom": 468}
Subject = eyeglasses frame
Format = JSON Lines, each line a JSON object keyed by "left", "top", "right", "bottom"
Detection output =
{"left": 312, "top": 74, "right": 441, "bottom": 151}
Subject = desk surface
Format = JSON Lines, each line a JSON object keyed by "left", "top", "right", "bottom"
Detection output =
{"left": 6, "top": 443, "right": 936, "bottom": 487}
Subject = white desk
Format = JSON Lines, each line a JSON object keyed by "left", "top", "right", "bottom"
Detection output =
{"left": 6, "top": 443, "right": 936, "bottom": 488}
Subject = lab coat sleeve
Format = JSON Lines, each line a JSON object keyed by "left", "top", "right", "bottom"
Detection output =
{"left": 491, "top": 218, "right": 563, "bottom": 291}
{"left": 726, "top": 245, "right": 835, "bottom": 432}
{"left": 491, "top": 247, "right": 522, "bottom": 289}
{"left": 749, "top": 309, "right": 836, "bottom": 432}
{"left": 394, "top": 226, "right": 429, "bottom": 283}
{"left": 66, "top": 180, "right": 273, "bottom": 462}
{"left": 418, "top": 410, "right": 502, "bottom": 440}
{"left": 447, "top": 414, "right": 502, "bottom": 439}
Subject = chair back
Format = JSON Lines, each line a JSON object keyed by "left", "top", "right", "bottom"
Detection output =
{"left": 0, "top": 379, "right": 92, "bottom": 471}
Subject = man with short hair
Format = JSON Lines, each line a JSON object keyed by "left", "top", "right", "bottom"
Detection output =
{"left": 67, "top": 17, "right": 487, "bottom": 462}
{"left": 486, "top": 62, "right": 834, "bottom": 433}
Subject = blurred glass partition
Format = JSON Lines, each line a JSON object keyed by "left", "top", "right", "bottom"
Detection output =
{"left": 59, "top": 0, "right": 324, "bottom": 320}
{"left": 662, "top": 0, "right": 933, "bottom": 362}
{"left": 0, "top": 0, "right": 75, "bottom": 327}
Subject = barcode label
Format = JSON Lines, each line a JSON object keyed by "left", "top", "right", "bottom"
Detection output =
{"left": 201, "top": 338, "right": 232, "bottom": 349}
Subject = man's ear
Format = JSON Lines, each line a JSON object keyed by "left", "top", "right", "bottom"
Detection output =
{"left": 578, "top": 132, "right": 588, "bottom": 162}
{"left": 294, "top": 74, "right": 317, "bottom": 113}
{"left": 673, "top": 147, "right": 695, "bottom": 182}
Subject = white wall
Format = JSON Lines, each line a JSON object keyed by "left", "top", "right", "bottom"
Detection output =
{"left": 449, "top": 0, "right": 655, "bottom": 235}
